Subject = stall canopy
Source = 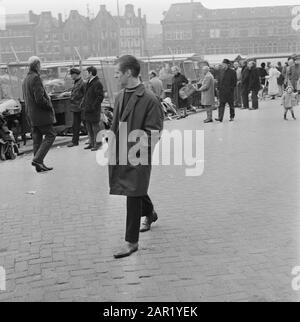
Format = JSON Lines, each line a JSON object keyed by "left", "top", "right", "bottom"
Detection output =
{"left": 203, "top": 54, "right": 246, "bottom": 65}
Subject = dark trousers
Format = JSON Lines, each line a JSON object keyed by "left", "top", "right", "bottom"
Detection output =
{"left": 32, "top": 124, "right": 56, "bottom": 164}
{"left": 234, "top": 82, "right": 242, "bottom": 107}
{"left": 241, "top": 87, "right": 249, "bottom": 108}
{"left": 72, "top": 112, "right": 82, "bottom": 145}
{"left": 218, "top": 97, "right": 235, "bottom": 121}
{"left": 126, "top": 195, "right": 154, "bottom": 244}
{"left": 85, "top": 121, "right": 100, "bottom": 148}
{"left": 250, "top": 90, "right": 259, "bottom": 109}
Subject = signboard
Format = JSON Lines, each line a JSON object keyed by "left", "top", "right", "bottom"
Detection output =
{"left": 292, "top": 6, "right": 300, "bottom": 32}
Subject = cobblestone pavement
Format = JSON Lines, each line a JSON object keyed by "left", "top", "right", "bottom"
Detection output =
{"left": 0, "top": 100, "right": 300, "bottom": 302}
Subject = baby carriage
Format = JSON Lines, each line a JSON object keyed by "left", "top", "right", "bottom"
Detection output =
{"left": 0, "top": 114, "right": 19, "bottom": 161}
{"left": 161, "top": 97, "right": 180, "bottom": 120}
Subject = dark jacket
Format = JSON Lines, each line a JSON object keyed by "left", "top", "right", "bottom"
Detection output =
{"left": 258, "top": 67, "right": 268, "bottom": 85}
{"left": 22, "top": 70, "right": 55, "bottom": 127}
{"left": 248, "top": 67, "right": 261, "bottom": 91}
{"left": 241, "top": 67, "right": 250, "bottom": 90}
{"left": 109, "top": 84, "right": 164, "bottom": 197}
{"left": 81, "top": 76, "right": 104, "bottom": 123}
{"left": 217, "top": 67, "right": 237, "bottom": 101}
{"left": 171, "top": 73, "right": 188, "bottom": 109}
{"left": 70, "top": 78, "right": 85, "bottom": 113}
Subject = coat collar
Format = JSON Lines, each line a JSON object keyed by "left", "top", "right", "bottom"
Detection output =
{"left": 118, "top": 84, "right": 145, "bottom": 122}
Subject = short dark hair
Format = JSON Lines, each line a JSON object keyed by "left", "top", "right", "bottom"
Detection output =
{"left": 117, "top": 55, "right": 141, "bottom": 78}
{"left": 87, "top": 66, "right": 97, "bottom": 76}
{"left": 261, "top": 63, "right": 266, "bottom": 68}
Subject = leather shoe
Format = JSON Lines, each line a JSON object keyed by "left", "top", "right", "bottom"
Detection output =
{"left": 84, "top": 145, "right": 93, "bottom": 150}
{"left": 140, "top": 211, "right": 158, "bottom": 233}
{"left": 114, "top": 242, "right": 139, "bottom": 259}
{"left": 215, "top": 118, "right": 223, "bottom": 122}
{"left": 67, "top": 143, "right": 78, "bottom": 148}
{"left": 43, "top": 164, "right": 53, "bottom": 171}
{"left": 204, "top": 119, "right": 213, "bottom": 123}
{"left": 32, "top": 161, "right": 49, "bottom": 173}
{"left": 229, "top": 118, "right": 234, "bottom": 122}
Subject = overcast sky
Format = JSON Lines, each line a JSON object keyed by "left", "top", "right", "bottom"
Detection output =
{"left": 1, "top": 0, "right": 300, "bottom": 23}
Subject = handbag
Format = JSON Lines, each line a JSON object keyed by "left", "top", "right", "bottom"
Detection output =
{"left": 179, "top": 84, "right": 196, "bottom": 100}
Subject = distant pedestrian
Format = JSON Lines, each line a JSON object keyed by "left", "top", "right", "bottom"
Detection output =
{"left": 241, "top": 60, "right": 250, "bottom": 109}
{"left": 248, "top": 61, "right": 261, "bottom": 110}
{"left": 22, "top": 56, "right": 56, "bottom": 173}
{"left": 171, "top": 66, "right": 189, "bottom": 118}
{"left": 215, "top": 59, "right": 237, "bottom": 122}
{"left": 282, "top": 86, "right": 297, "bottom": 120}
{"left": 287, "top": 58, "right": 299, "bottom": 92}
{"left": 258, "top": 63, "right": 268, "bottom": 100}
{"left": 233, "top": 61, "right": 242, "bottom": 107}
{"left": 267, "top": 65, "right": 281, "bottom": 99}
{"left": 199, "top": 66, "right": 215, "bottom": 123}
{"left": 110, "top": 55, "right": 164, "bottom": 259}
{"left": 148, "top": 70, "right": 163, "bottom": 100}
{"left": 67, "top": 68, "right": 85, "bottom": 148}
{"left": 81, "top": 66, "right": 104, "bottom": 151}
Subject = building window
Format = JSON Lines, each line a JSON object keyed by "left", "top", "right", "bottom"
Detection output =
{"left": 210, "top": 29, "right": 220, "bottom": 38}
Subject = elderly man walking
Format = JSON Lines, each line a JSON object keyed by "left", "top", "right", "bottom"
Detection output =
{"left": 110, "top": 55, "right": 164, "bottom": 259}
{"left": 199, "top": 66, "right": 215, "bottom": 123}
{"left": 215, "top": 59, "right": 237, "bottom": 122}
{"left": 22, "top": 56, "right": 56, "bottom": 173}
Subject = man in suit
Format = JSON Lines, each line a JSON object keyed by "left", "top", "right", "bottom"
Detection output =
{"left": 22, "top": 56, "right": 56, "bottom": 173}
{"left": 215, "top": 59, "right": 237, "bottom": 122}
{"left": 67, "top": 68, "right": 85, "bottom": 148}
{"left": 109, "top": 55, "right": 164, "bottom": 259}
{"left": 81, "top": 66, "right": 104, "bottom": 151}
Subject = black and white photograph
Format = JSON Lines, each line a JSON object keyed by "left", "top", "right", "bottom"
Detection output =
{"left": 0, "top": 0, "right": 300, "bottom": 305}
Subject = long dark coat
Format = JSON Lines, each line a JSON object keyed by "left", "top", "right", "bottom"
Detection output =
{"left": 109, "top": 84, "right": 164, "bottom": 197}
{"left": 22, "top": 70, "right": 55, "bottom": 127}
{"left": 171, "top": 73, "right": 188, "bottom": 109}
{"left": 248, "top": 67, "right": 261, "bottom": 91}
{"left": 70, "top": 78, "right": 85, "bottom": 113}
{"left": 81, "top": 76, "right": 104, "bottom": 123}
{"left": 217, "top": 68, "right": 237, "bottom": 102}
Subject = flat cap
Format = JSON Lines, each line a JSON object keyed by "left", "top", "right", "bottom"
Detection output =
{"left": 222, "top": 59, "right": 231, "bottom": 65}
{"left": 70, "top": 68, "right": 81, "bottom": 75}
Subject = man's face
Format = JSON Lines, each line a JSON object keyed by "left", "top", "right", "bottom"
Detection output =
{"left": 288, "top": 59, "right": 294, "bottom": 66}
{"left": 71, "top": 73, "right": 78, "bottom": 81}
{"left": 115, "top": 63, "right": 130, "bottom": 88}
{"left": 234, "top": 62, "right": 239, "bottom": 69}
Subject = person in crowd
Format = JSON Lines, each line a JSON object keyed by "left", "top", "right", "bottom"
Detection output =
{"left": 81, "top": 66, "right": 104, "bottom": 152}
{"left": 241, "top": 60, "right": 250, "bottom": 109}
{"left": 22, "top": 56, "right": 56, "bottom": 173}
{"left": 148, "top": 70, "right": 163, "bottom": 100}
{"left": 215, "top": 59, "right": 237, "bottom": 122}
{"left": 276, "top": 63, "right": 285, "bottom": 97}
{"left": 110, "top": 55, "right": 164, "bottom": 259}
{"left": 67, "top": 68, "right": 85, "bottom": 148}
{"left": 287, "top": 58, "right": 299, "bottom": 92}
{"left": 233, "top": 61, "right": 242, "bottom": 108}
{"left": 171, "top": 66, "right": 189, "bottom": 119}
{"left": 282, "top": 62, "right": 289, "bottom": 88}
{"left": 199, "top": 66, "right": 215, "bottom": 123}
{"left": 258, "top": 63, "right": 268, "bottom": 100}
{"left": 267, "top": 64, "right": 281, "bottom": 100}
{"left": 248, "top": 61, "right": 261, "bottom": 110}
{"left": 282, "top": 86, "right": 297, "bottom": 120}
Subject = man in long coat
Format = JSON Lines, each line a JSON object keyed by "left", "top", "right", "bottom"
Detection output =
{"left": 67, "top": 68, "right": 85, "bottom": 148}
{"left": 22, "top": 56, "right": 56, "bottom": 173}
{"left": 171, "top": 66, "right": 189, "bottom": 118}
{"left": 199, "top": 66, "right": 215, "bottom": 123}
{"left": 109, "top": 55, "right": 164, "bottom": 259}
{"left": 215, "top": 59, "right": 237, "bottom": 122}
{"left": 81, "top": 66, "right": 104, "bottom": 151}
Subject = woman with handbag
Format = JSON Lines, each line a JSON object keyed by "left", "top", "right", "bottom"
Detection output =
{"left": 171, "top": 66, "right": 189, "bottom": 119}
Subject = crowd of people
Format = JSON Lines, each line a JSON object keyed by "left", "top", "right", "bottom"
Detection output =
{"left": 149, "top": 56, "right": 300, "bottom": 123}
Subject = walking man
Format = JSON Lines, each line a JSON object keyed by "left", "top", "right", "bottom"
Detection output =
{"left": 81, "top": 66, "right": 104, "bottom": 151}
{"left": 148, "top": 70, "right": 163, "bottom": 100}
{"left": 22, "top": 56, "right": 56, "bottom": 173}
{"left": 248, "top": 61, "right": 261, "bottom": 110}
{"left": 67, "top": 68, "right": 85, "bottom": 148}
{"left": 233, "top": 61, "right": 242, "bottom": 108}
{"left": 241, "top": 61, "right": 250, "bottom": 109}
{"left": 215, "top": 59, "right": 237, "bottom": 122}
{"left": 109, "top": 55, "right": 164, "bottom": 259}
{"left": 199, "top": 66, "right": 215, "bottom": 123}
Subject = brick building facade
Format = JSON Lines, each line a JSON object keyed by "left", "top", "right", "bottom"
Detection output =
{"left": 161, "top": 2, "right": 300, "bottom": 56}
